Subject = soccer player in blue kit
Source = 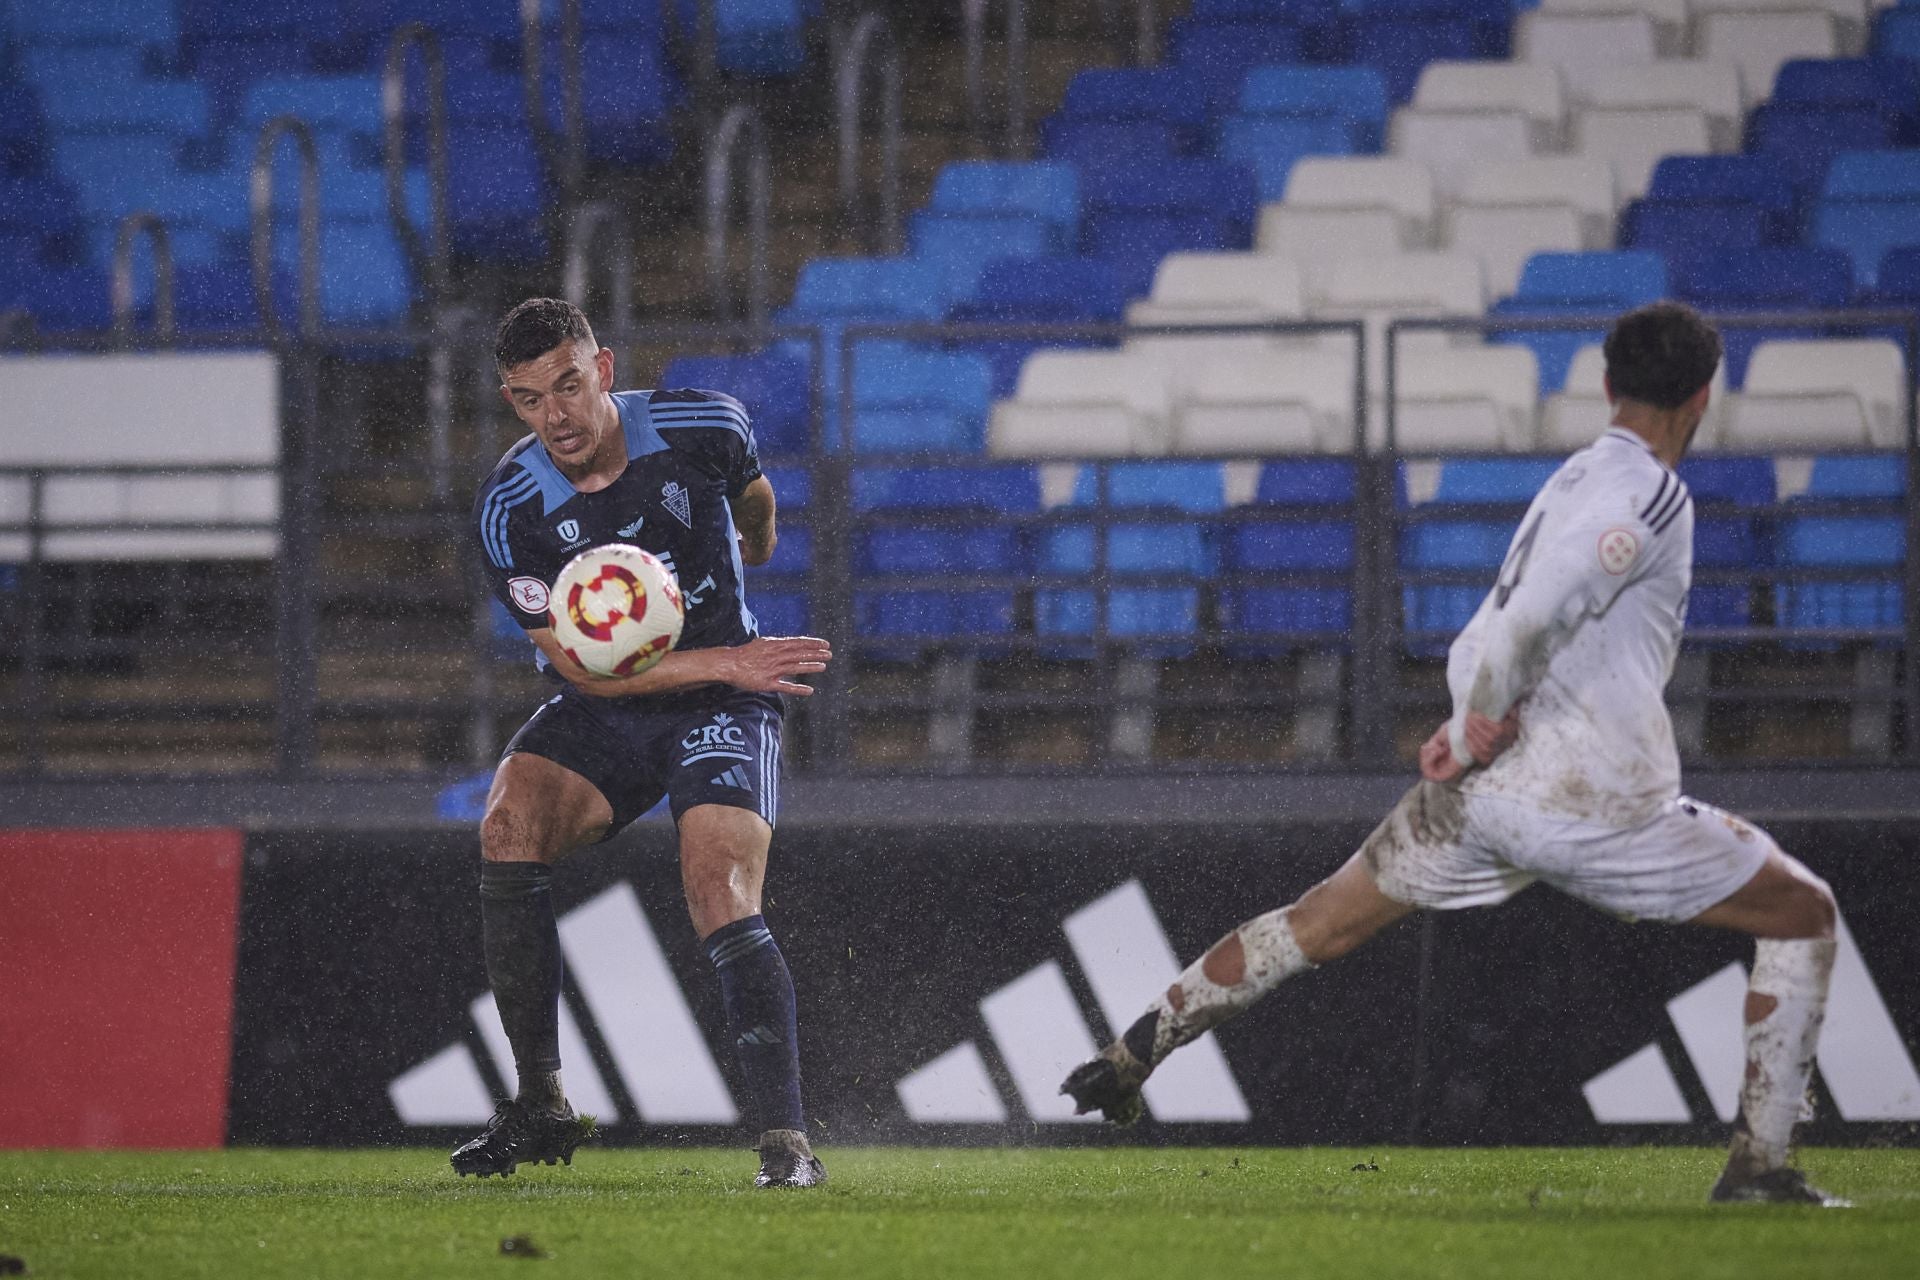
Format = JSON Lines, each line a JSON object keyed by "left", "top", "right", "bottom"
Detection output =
{"left": 454, "top": 298, "right": 834, "bottom": 1187}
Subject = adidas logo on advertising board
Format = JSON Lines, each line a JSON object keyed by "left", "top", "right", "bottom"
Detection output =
{"left": 1583, "top": 915, "right": 1920, "bottom": 1124}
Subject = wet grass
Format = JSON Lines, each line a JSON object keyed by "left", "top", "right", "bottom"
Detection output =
{"left": 1, "top": 1146, "right": 1915, "bottom": 1279}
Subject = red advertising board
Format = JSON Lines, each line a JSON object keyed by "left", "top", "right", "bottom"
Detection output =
{"left": 0, "top": 829, "right": 243, "bottom": 1148}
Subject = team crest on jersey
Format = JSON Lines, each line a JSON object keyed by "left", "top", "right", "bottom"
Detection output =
{"left": 661, "top": 481, "right": 693, "bottom": 529}
{"left": 508, "top": 576, "right": 550, "bottom": 614}
{"left": 556, "top": 518, "right": 584, "bottom": 545}
{"left": 617, "top": 516, "right": 644, "bottom": 538}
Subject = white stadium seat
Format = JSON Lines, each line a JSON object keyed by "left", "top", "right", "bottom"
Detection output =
{"left": 1281, "top": 155, "right": 1438, "bottom": 244}
{"left": 1446, "top": 204, "right": 1588, "bottom": 297}
{"left": 1309, "top": 250, "right": 1488, "bottom": 400}
{"left": 1390, "top": 110, "right": 1535, "bottom": 201}
{"left": 1258, "top": 206, "right": 1407, "bottom": 268}
{"left": 1696, "top": 11, "right": 1840, "bottom": 103}
{"left": 1410, "top": 61, "right": 1568, "bottom": 147}
{"left": 1126, "top": 252, "right": 1306, "bottom": 327}
{"left": 1574, "top": 107, "right": 1716, "bottom": 200}
{"left": 1724, "top": 339, "right": 1908, "bottom": 450}
{"left": 1538, "top": 0, "right": 1689, "bottom": 53}
{"left": 1458, "top": 156, "right": 1620, "bottom": 248}
{"left": 1171, "top": 340, "right": 1358, "bottom": 455}
{"left": 1541, "top": 344, "right": 1730, "bottom": 451}
{"left": 1389, "top": 343, "right": 1542, "bottom": 453}
{"left": 1561, "top": 61, "right": 1746, "bottom": 152}
{"left": 989, "top": 350, "right": 1176, "bottom": 457}
{"left": 1515, "top": 12, "right": 1659, "bottom": 77}
{"left": 1690, "top": 0, "right": 1869, "bottom": 58}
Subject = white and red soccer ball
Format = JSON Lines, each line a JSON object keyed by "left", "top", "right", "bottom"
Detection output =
{"left": 548, "top": 543, "right": 684, "bottom": 677}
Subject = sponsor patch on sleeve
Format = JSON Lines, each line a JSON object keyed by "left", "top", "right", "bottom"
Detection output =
{"left": 1596, "top": 526, "right": 1641, "bottom": 576}
{"left": 508, "top": 576, "right": 550, "bottom": 614}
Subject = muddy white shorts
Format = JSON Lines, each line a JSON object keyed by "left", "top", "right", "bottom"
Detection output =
{"left": 1360, "top": 781, "right": 1773, "bottom": 924}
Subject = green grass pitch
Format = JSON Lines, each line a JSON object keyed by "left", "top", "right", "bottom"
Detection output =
{"left": 3, "top": 1147, "right": 1916, "bottom": 1279}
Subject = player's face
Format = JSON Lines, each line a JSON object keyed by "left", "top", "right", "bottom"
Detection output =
{"left": 499, "top": 340, "right": 618, "bottom": 469}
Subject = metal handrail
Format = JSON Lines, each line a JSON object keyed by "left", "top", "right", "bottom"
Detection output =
{"left": 961, "top": 0, "right": 1029, "bottom": 157}
{"left": 110, "top": 212, "right": 175, "bottom": 347}
{"left": 835, "top": 11, "right": 902, "bottom": 255}
{"left": 520, "top": 0, "right": 584, "bottom": 203}
{"left": 382, "top": 22, "right": 450, "bottom": 308}
{"left": 249, "top": 115, "right": 321, "bottom": 339}
{"left": 564, "top": 202, "right": 635, "bottom": 331}
{"left": 704, "top": 103, "right": 771, "bottom": 330}
{"left": 1133, "top": 0, "right": 1159, "bottom": 65}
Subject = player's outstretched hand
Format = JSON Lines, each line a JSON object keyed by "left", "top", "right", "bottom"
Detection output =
{"left": 1418, "top": 708, "right": 1522, "bottom": 783}
{"left": 716, "top": 635, "right": 833, "bottom": 696}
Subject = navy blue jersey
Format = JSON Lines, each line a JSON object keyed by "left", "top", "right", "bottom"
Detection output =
{"left": 475, "top": 388, "right": 763, "bottom": 672}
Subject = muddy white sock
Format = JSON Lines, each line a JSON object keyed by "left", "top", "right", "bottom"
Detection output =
{"left": 1729, "top": 936, "right": 1836, "bottom": 1173}
{"left": 1121, "top": 907, "right": 1315, "bottom": 1069}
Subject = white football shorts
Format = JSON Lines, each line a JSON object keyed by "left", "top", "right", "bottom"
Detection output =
{"left": 1360, "top": 781, "right": 1773, "bottom": 924}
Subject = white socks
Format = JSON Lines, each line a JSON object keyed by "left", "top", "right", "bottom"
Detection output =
{"left": 1134, "top": 907, "right": 1315, "bottom": 1067}
{"left": 1730, "top": 936, "right": 1837, "bottom": 1173}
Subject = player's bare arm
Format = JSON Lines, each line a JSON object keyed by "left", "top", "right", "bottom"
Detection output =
{"left": 1419, "top": 708, "right": 1521, "bottom": 784}
{"left": 529, "top": 627, "right": 831, "bottom": 699}
{"left": 732, "top": 474, "right": 777, "bottom": 567}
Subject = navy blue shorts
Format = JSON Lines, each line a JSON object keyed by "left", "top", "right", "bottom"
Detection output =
{"left": 503, "top": 685, "right": 784, "bottom": 835}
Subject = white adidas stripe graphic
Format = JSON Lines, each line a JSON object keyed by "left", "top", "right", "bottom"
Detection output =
{"left": 1584, "top": 913, "right": 1920, "bottom": 1124}
{"left": 388, "top": 882, "right": 739, "bottom": 1126}
{"left": 895, "top": 880, "right": 1251, "bottom": 1124}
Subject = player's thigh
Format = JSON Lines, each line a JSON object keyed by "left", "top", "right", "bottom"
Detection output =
{"left": 1532, "top": 797, "right": 1776, "bottom": 925}
{"left": 1359, "top": 781, "right": 1536, "bottom": 914}
{"left": 676, "top": 804, "right": 774, "bottom": 939}
{"left": 1688, "top": 839, "right": 1836, "bottom": 940}
{"left": 1287, "top": 850, "right": 1418, "bottom": 964}
{"left": 483, "top": 751, "right": 614, "bottom": 862}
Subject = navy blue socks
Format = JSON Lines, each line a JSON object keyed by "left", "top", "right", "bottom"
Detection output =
{"left": 705, "top": 914, "right": 806, "bottom": 1134}
{"left": 479, "top": 860, "right": 565, "bottom": 1111}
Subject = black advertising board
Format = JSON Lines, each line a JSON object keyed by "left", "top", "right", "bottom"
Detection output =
{"left": 226, "top": 819, "right": 1920, "bottom": 1148}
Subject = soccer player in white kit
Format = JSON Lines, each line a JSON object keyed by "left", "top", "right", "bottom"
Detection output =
{"left": 1061, "top": 302, "right": 1847, "bottom": 1205}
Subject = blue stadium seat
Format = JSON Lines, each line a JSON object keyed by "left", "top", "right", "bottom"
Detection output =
{"left": 909, "top": 211, "right": 1053, "bottom": 301}
{"left": 443, "top": 122, "right": 550, "bottom": 257}
{"left": 927, "top": 161, "right": 1080, "bottom": 246}
{"left": 540, "top": 32, "right": 679, "bottom": 166}
{"left": 1348, "top": 15, "right": 1479, "bottom": 105}
{"left": 179, "top": 0, "right": 338, "bottom": 42}
{"left": 48, "top": 135, "right": 185, "bottom": 218}
{"left": 1620, "top": 199, "right": 1772, "bottom": 258}
{"left": 1774, "top": 514, "right": 1905, "bottom": 634}
{"left": 1167, "top": 17, "right": 1305, "bottom": 111}
{"left": 1049, "top": 68, "right": 1213, "bottom": 151}
{"left": 1646, "top": 155, "right": 1798, "bottom": 244}
{"left": 1744, "top": 102, "right": 1898, "bottom": 195}
{"left": 1863, "top": 244, "right": 1920, "bottom": 305}
{"left": 1872, "top": 7, "right": 1920, "bottom": 61}
{"left": 1675, "top": 456, "right": 1778, "bottom": 508}
{"left": 1811, "top": 150, "right": 1920, "bottom": 290}
{"left": 186, "top": 38, "right": 319, "bottom": 126}
{"left": 1216, "top": 115, "right": 1360, "bottom": 200}
{"left": 783, "top": 256, "right": 950, "bottom": 324}
{"left": 760, "top": 462, "right": 812, "bottom": 508}
{"left": 673, "top": 0, "right": 808, "bottom": 75}
{"left": 1672, "top": 247, "right": 1852, "bottom": 384}
{"left": 1080, "top": 158, "right": 1258, "bottom": 295}
{"left": 946, "top": 255, "right": 1129, "bottom": 396}
{"left": 1491, "top": 251, "right": 1667, "bottom": 391}
{"left": 379, "top": 0, "right": 524, "bottom": 40}
{"left": 404, "top": 69, "right": 522, "bottom": 126}
{"left": 1236, "top": 65, "right": 1390, "bottom": 150}
{"left": 240, "top": 74, "right": 385, "bottom": 139}
{"left": 1220, "top": 469, "right": 1356, "bottom": 648}
{"left": 1425, "top": 458, "right": 1561, "bottom": 504}
{"left": 268, "top": 218, "right": 415, "bottom": 324}
{"left": 850, "top": 342, "right": 994, "bottom": 453}
{"left": 0, "top": 261, "right": 113, "bottom": 332}
{"left": 851, "top": 464, "right": 1039, "bottom": 646}
{"left": 1772, "top": 57, "right": 1920, "bottom": 142}
{"left": 658, "top": 351, "right": 814, "bottom": 456}
{"left": 0, "top": 175, "right": 84, "bottom": 239}
{"left": 168, "top": 261, "right": 300, "bottom": 333}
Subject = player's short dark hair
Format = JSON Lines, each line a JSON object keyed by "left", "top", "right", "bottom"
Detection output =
{"left": 1602, "top": 301, "right": 1722, "bottom": 410}
{"left": 495, "top": 297, "right": 597, "bottom": 375}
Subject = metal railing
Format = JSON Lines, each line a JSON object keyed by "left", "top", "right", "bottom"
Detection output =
{"left": 960, "top": 0, "right": 1029, "bottom": 157}
{"left": 704, "top": 103, "right": 772, "bottom": 330}
{"left": 835, "top": 10, "right": 902, "bottom": 255}
{"left": 382, "top": 22, "right": 451, "bottom": 309}
{"left": 520, "top": 0, "right": 585, "bottom": 204}
{"left": 110, "top": 213, "right": 175, "bottom": 346}
{"left": 249, "top": 115, "right": 321, "bottom": 340}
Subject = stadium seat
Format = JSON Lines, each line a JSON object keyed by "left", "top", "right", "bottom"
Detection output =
{"left": 1218, "top": 457, "right": 1359, "bottom": 647}
{"left": 1236, "top": 66, "right": 1392, "bottom": 152}
{"left": 1389, "top": 343, "right": 1541, "bottom": 452}
{"left": 1409, "top": 61, "right": 1567, "bottom": 146}
{"left": 1259, "top": 206, "right": 1408, "bottom": 270}
{"left": 441, "top": 122, "right": 549, "bottom": 258}
{"left": 1218, "top": 115, "right": 1363, "bottom": 201}
{"left": 1459, "top": 156, "right": 1620, "bottom": 248}
{"left": 540, "top": 33, "right": 679, "bottom": 166}
{"left": 1773, "top": 57, "right": 1920, "bottom": 141}
{"left": 928, "top": 162, "right": 1080, "bottom": 246}
{"left": 9, "top": 0, "right": 178, "bottom": 45}
{"left": 1515, "top": 13, "right": 1659, "bottom": 79}
{"left": 1126, "top": 251, "right": 1307, "bottom": 327}
{"left": 1080, "top": 159, "right": 1258, "bottom": 294}
{"left": 1492, "top": 250, "right": 1668, "bottom": 391}
{"left": 784, "top": 257, "right": 949, "bottom": 324}
{"left": 1863, "top": 244, "right": 1920, "bottom": 306}
{"left": 1620, "top": 198, "right": 1771, "bottom": 258}
{"left": 1309, "top": 249, "right": 1486, "bottom": 399}
{"left": 947, "top": 256, "right": 1129, "bottom": 396}
{"left": 1697, "top": 11, "right": 1841, "bottom": 104}
{"left": 240, "top": 75, "right": 385, "bottom": 141}
{"left": 851, "top": 343, "right": 995, "bottom": 453}
{"left": 1042, "top": 68, "right": 1213, "bottom": 164}
{"left": 1166, "top": 15, "right": 1306, "bottom": 111}
{"left": 268, "top": 218, "right": 415, "bottom": 324}
{"left": 1446, "top": 204, "right": 1587, "bottom": 298}
{"left": 1541, "top": 343, "right": 1732, "bottom": 450}
{"left": 1810, "top": 150, "right": 1920, "bottom": 287}
{"left": 1672, "top": 246, "right": 1853, "bottom": 383}
{"left": 1536, "top": 0, "right": 1689, "bottom": 54}
{"left": 1170, "top": 338, "right": 1358, "bottom": 454}
{"left": 1746, "top": 102, "right": 1898, "bottom": 195}
{"left": 908, "top": 212, "right": 1053, "bottom": 301}
{"left": 1873, "top": 6, "right": 1920, "bottom": 61}
{"left": 1348, "top": 14, "right": 1483, "bottom": 106}
{"left": 1724, "top": 338, "right": 1908, "bottom": 448}
{"left": 657, "top": 351, "right": 813, "bottom": 455}
{"left": 1390, "top": 109, "right": 1535, "bottom": 201}
{"left": 989, "top": 351, "right": 1175, "bottom": 457}
{"left": 1574, "top": 107, "right": 1716, "bottom": 201}
{"left": 1560, "top": 60, "right": 1745, "bottom": 150}
{"left": 1647, "top": 154, "right": 1798, "bottom": 243}
{"left": 1691, "top": 0, "right": 1871, "bottom": 59}
{"left": 1278, "top": 155, "right": 1438, "bottom": 245}
{"left": 1774, "top": 510, "right": 1904, "bottom": 635}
